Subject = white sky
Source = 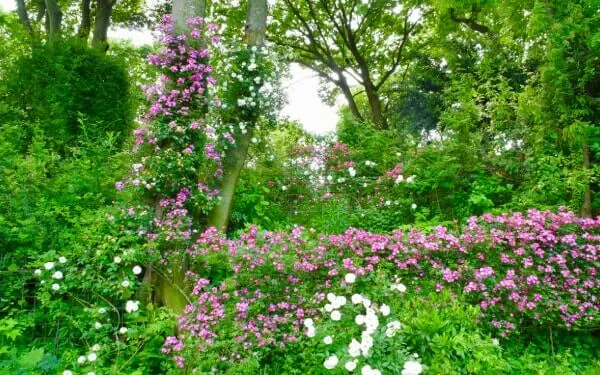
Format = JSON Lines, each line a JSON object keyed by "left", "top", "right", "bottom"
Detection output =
{"left": 0, "top": 0, "right": 339, "bottom": 135}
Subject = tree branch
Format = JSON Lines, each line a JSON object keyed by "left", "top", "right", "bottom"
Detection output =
{"left": 44, "top": 0, "right": 63, "bottom": 39}
{"left": 375, "top": 16, "right": 414, "bottom": 90}
{"left": 77, "top": 0, "right": 92, "bottom": 39}
{"left": 35, "top": 0, "right": 46, "bottom": 23}
{"left": 15, "top": 0, "right": 33, "bottom": 34}
{"left": 449, "top": 7, "right": 490, "bottom": 34}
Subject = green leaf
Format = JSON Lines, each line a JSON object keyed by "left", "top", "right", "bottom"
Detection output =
{"left": 18, "top": 348, "right": 44, "bottom": 369}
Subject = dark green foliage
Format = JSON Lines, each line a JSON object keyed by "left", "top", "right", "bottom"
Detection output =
{"left": 2, "top": 39, "right": 136, "bottom": 153}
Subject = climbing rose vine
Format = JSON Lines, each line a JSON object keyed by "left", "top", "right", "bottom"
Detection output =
{"left": 114, "top": 15, "right": 227, "bottom": 272}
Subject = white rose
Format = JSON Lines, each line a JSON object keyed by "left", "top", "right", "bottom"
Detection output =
{"left": 330, "top": 310, "right": 341, "bottom": 321}
{"left": 392, "top": 283, "right": 407, "bottom": 293}
{"left": 323, "top": 335, "right": 333, "bottom": 345}
{"left": 52, "top": 271, "right": 63, "bottom": 280}
{"left": 355, "top": 314, "right": 366, "bottom": 325}
{"left": 132, "top": 265, "right": 142, "bottom": 275}
{"left": 380, "top": 304, "right": 391, "bottom": 316}
{"left": 345, "top": 273, "right": 356, "bottom": 284}
{"left": 44, "top": 262, "right": 55, "bottom": 270}
{"left": 345, "top": 360, "right": 358, "bottom": 371}
{"left": 348, "top": 339, "right": 361, "bottom": 357}
{"left": 326, "top": 293, "right": 336, "bottom": 303}
{"left": 401, "top": 360, "right": 423, "bottom": 375}
{"left": 334, "top": 296, "right": 347, "bottom": 308}
{"left": 125, "top": 300, "right": 140, "bottom": 313}
{"left": 323, "top": 355, "right": 339, "bottom": 370}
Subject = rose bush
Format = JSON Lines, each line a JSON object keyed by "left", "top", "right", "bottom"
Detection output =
{"left": 165, "top": 208, "right": 599, "bottom": 370}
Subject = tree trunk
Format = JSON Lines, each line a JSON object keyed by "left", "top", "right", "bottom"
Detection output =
{"left": 337, "top": 70, "right": 364, "bottom": 123}
{"left": 16, "top": 0, "right": 33, "bottom": 35}
{"left": 91, "top": 0, "right": 115, "bottom": 51}
{"left": 173, "top": 0, "right": 206, "bottom": 32}
{"left": 44, "top": 0, "right": 62, "bottom": 40}
{"left": 148, "top": 0, "right": 208, "bottom": 313}
{"left": 208, "top": 130, "right": 254, "bottom": 231}
{"left": 77, "top": 0, "right": 92, "bottom": 40}
{"left": 363, "top": 79, "right": 386, "bottom": 128}
{"left": 581, "top": 143, "right": 592, "bottom": 217}
{"left": 345, "top": 27, "right": 387, "bottom": 129}
{"left": 243, "top": 0, "right": 268, "bottom": 46}
{"left": 36, "top": 0, "right": 46, "bottom": 23}
{"left": 207, "top": 0, "right": 268, "bottom": 233}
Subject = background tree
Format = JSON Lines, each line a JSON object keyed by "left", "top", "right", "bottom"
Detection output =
{"left": 13, "top": 0, "right": 146, "bottom": 49}
{"left": 207, "top": 0, "right": 270, "bottom": 232}
{"left": 270, "top": 0, "right": 429, "bottom": 129}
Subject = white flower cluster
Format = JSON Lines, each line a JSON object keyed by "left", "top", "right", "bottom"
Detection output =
{"left": 324, "top": 292, "right": 346, "bottom": 321}
{"left": 394, "top": 174, "right": 416, "bottom": 185}
{"left": 309, "top": 273, "right": 423, "bottom": 374}
{"left": 304, "top": 318, "right": 316, "bottom": 337}
{"left": 391, "top": 277, "right": 407, "bottom": 293}
{"left": 72, "top": 345, "right": 101, "bottom": 375}
{"left": 35, "top": 257, "right": 68, "bottom": 292}
{"left": 222, "top": 47, "right": 281, "bottom": 115}
{"left": 402, "top": 359, "right": 423, "bottom": 375}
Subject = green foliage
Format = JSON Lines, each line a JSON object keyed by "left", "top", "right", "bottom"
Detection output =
{"left": 1, "top": 0, "right": 600, "bottom": 373}
{"left": 1, "top": 39, "right": 136, "bottom": 154}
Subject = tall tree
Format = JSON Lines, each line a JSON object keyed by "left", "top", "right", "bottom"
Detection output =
{"left": 148, "top": 0, "right": 207, "bottom": 312}
{"left": 271, "top": 0, "right": 427, "bottom": 129}
{"left": 91, "top": 0, "right": 118, "bottom": 49}
{"left": 207, "top": 0, "right": 269, "bottom": 232}
{"left": 12, "top": 0, "right": 146, "bottom": 50}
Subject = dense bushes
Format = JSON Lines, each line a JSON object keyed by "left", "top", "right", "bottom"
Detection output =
{"left": 1, "top": 4, "right": 599, "bottom": 374}
{"left": 162, "top": 209, "right": 599, "bottom": 371}
{"left": 1, "top": 39, "right": 136, "bottom": 153}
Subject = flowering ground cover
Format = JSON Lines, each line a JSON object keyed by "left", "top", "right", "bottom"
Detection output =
{"left": 158, "top": 209, "right": 599, "bottom": 373}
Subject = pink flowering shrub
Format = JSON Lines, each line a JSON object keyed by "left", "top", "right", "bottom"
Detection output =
{"left": 165, "top": 208, "right": 599, "bottom": 368}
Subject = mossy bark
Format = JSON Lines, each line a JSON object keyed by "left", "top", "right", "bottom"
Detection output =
{"left": 207, "top": 0, "right": 268, "bottom": 233}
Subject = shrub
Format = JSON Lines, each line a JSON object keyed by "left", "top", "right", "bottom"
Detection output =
{"left": 2, "top": 39, "right": 136, "bottom": 153}
{"left": 164, "top": 209, "right": 599, "bottom": 369}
